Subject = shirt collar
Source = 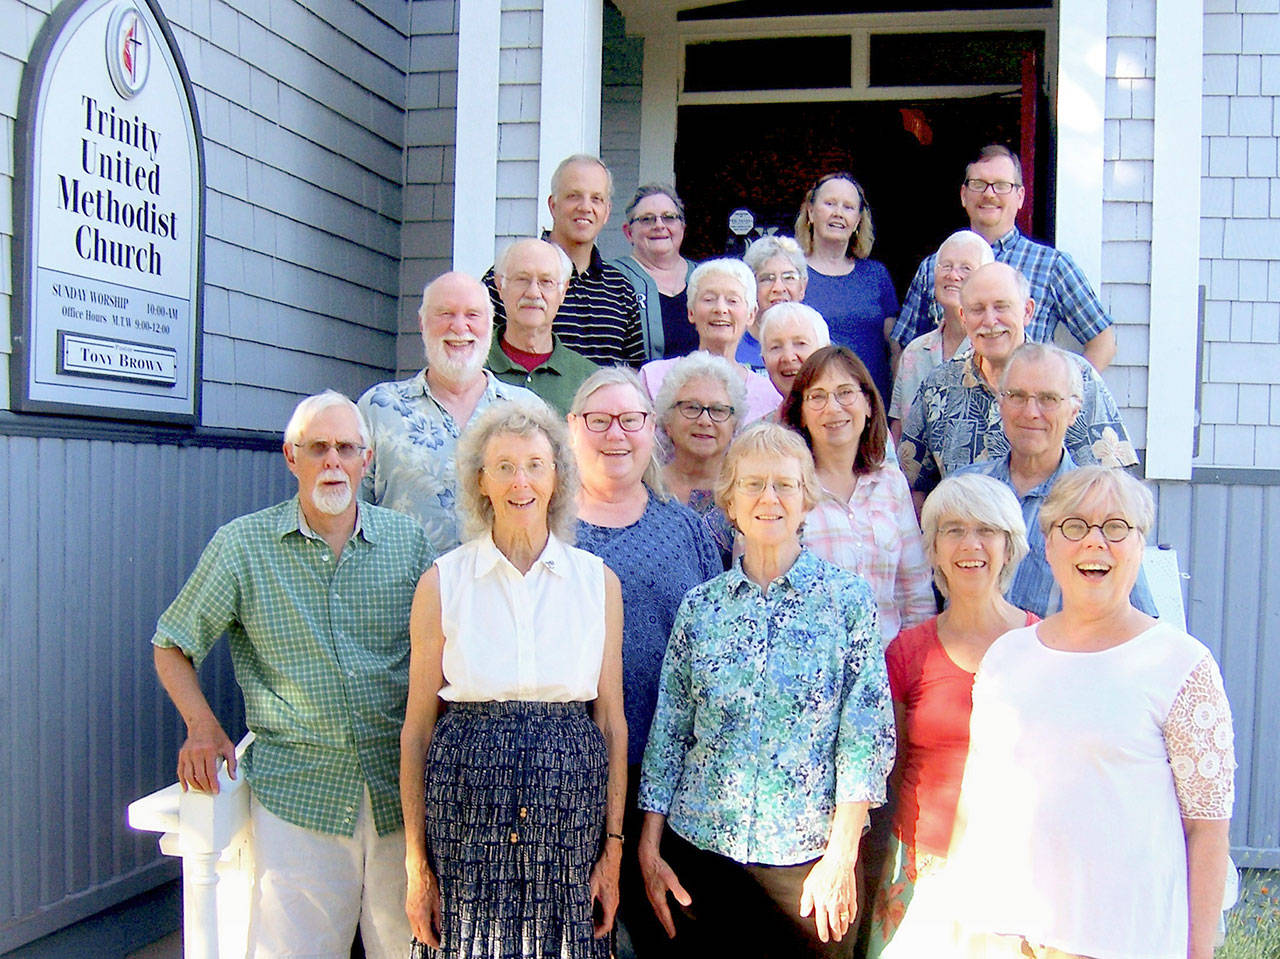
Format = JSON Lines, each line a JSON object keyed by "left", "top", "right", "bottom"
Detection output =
{"left": 727, "top": 547, "right": 821, "bottom": 596}
{"left": 474, "top": 531, "right": 571, "bottom": 579}
{"left": 489, "top": 335, "right": 572, "bottom": 376}
{"left": 282, "top": 496, "right": 370, "bottom": 543}
{"left": 539, "top": 230, "right": 603, "bottom": 278}
{"left": 991, "top": 227, "right": 1022, "bottom": 253}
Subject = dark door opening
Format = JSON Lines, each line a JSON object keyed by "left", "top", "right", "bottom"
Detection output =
{"left": 674, "top": 92, "right": 1053, "bottom": 299}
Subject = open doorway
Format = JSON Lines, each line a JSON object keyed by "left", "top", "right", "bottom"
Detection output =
{"left": 674, "top": 91, "right": 1052, "bottom": 297}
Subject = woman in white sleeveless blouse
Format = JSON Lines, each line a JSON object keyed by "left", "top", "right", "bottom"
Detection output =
{"left": 401, "top": 400, "right": 627, "bottom": 959}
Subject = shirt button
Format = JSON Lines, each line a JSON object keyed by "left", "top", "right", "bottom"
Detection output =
{"left": 510, "top": 831, "right": 519, "bottom": 844}
{"left": 519, "top": 807, "right": 527, "bottom": 818}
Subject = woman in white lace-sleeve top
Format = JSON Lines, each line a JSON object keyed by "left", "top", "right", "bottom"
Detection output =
{"left": 885, "top": 466, "right": 1235, "bottom": 959}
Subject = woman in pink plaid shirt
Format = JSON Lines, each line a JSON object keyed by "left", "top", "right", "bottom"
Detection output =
{"left": 782, "top": 346, "right": 935, "bottom": 648}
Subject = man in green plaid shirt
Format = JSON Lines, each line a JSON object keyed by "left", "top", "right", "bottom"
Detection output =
{"left": 152, "top": 391, "right": 432, "bottom": 959}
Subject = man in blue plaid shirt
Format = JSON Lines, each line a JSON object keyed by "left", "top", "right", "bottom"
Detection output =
{"left": 152, "top": 390, "right": 432, "bottom": 959}
{"left": 891, "top": 145, "right": 1117, "bottom": 372}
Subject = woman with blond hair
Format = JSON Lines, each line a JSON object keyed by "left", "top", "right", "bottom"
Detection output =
{"left": 795, "top": 173, "right": 898, "bottom": 405}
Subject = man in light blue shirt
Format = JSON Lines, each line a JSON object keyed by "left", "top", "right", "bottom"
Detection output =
{"left": 960, "top": 342, "right": 1156, "bottom": 617}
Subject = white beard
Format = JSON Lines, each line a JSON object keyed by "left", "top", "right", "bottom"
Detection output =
{"left": 311, "top": 472, "right": 353, "bottom": 515}
{"left": 426, "top": 327, "right": 492, "bottom": 382}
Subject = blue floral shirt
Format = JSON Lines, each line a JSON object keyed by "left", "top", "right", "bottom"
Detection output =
{"left": 638, "top": 549, "right": 895, "bottom": 866}
{"left": 357, "top": 369, "right": 537, "bottom": 556}
{"left": 897, "top": 350, "right": 1137, "bottom": 497}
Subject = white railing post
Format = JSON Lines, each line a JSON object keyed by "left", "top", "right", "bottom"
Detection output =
{"left": 128, "top": 733, "right": 255, "bottom": 959}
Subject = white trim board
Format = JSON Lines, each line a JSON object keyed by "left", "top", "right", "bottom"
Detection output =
{"left": 452, "top": 1, "right": 500, "bottom": 275}
{"left": 1145, "top": 0, "right": 1202, "bottom": 480}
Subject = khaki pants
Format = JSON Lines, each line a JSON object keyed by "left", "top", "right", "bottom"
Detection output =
{"left": 247, "top": 789, "right": 410, "bottom": 959}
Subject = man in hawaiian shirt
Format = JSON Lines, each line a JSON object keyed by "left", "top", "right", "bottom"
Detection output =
{"left": 898, "top": 262, "right": 1135, "bottom": 511}
{"left": 358, "top": 271, "right": 538, "bottom": 555}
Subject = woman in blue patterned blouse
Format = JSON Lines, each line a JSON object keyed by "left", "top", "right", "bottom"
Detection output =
{"left": 637, "top": 422, "right": 895, "bottom": 958}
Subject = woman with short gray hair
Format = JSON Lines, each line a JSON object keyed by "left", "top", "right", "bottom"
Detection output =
{"left": 639, "top": 258, "right": 782, "bottom": 425}
{"left": 866, "top": 473, "right": 1032, "bottom": 956}
{"left": 612, "top": 184, "right": 698, "bottom": 360}
{"left": 743, "top": 235, "right": 811, "bottom": 366}
{"left": 654, "top": 352, "right": 746, "bottom": 568}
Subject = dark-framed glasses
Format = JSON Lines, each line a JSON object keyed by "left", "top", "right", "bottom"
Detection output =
{"left": 802, "top": 386, "right": 863, "bottom": 411}
{"left": 293, "top": 440, "right": 366, "bottom": 461}
{"left": 998, "top": 390, "right": 1071, "bottom": 412}
{"left": 578, "top": 411, "right": 650, "bottom": 433}
{"left": 963, "top": 178, "right": 1021, "bottom": 195}
{"left": 1056, "top": 518, "right": 1136, "bottom": 542}
{"left": 673, "top": 401, "right": 735, "bottom": 423}
{"left": 630, "top": 213, "right": 684, "bottom": 227}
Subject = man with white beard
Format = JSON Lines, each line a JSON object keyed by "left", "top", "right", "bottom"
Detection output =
{"left": 152, "top": 390, "right": 432, "bottom": 959}
{"left": 358, "top": 271, "right": 538, "bottom": 554}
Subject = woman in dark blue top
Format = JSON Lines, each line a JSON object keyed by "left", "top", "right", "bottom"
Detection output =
{"left": 795, "top": 173, "right": 899, "bottom": 407}
{"left": 568, "top": 367, "right": 721, "bottom": 957}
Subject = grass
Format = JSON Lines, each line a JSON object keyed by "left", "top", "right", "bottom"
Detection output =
{"left": 1219, "top": 868, "right": 1280, "bottom": 959}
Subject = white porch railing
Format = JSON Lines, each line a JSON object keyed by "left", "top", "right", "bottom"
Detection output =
{"left": 128, "top": 733, "right": 255, "bottom": 959}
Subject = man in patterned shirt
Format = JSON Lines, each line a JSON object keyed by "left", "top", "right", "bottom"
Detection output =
{"left": 891, "top": 144, "right": 1117, "bottom": 371}
{"left": 152, "top": 391, "right": 432, "bottom": 959}
{"left": 898, "top": 262, "right": 1136, "bottom": 509}
{"left": 358, "top": 271, "right": 537, "bottom": 555}
{"left": 484, "top": 155, "right": 646, "bottom": 366}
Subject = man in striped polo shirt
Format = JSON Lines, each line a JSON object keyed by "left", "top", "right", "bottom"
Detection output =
{"left": 486, "top": 155, "right": 646, "bottom": 367}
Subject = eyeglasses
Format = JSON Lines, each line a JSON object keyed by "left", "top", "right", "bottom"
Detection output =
{"left": 736, "top": 477, "right": 802, "bottom": 496}
{"left": 937, "top": 523, "right": 1003, "bottom": 542}
{"left": 293, "top": 441, "right": 366, "bottom": 461}
{"left": 802, "top": 386, "right": 864, "bottom": 411}
{"left": 1055, "top": 518, "right": 1137, "bottom": 542}
{"left": 505, "top": 273, "right": 562, "bottom": 293}
{"left": 483, "top": 459, "right": 554, "bottom": 481}
{"left": 673, "top": 401, "right": 735, "bottom": 423}
{"left": 998, "top": 390, "right": 1073, "bottom": 412}
{"left": 757, "top": 271, "right": 802, "bottom": 285}
{"left": 577, "top": 411, "right": 650, "bottom": 433}
{"left": 630, "top": 213, "right": 684, "bottom": 227}
{"left": 964, "top": 178, "right": 1022, "bottom": 195}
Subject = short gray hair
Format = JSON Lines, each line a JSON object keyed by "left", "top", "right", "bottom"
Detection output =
{"left": 1039, "top": 465, "right": 1155, "bottom": 539}
{"left": 454, "top": 399, "right": 579, "bottom": 542}
{"left": 550, "top": 154, "right": 613, "bottom": 198}
{"left": 495, "top": 238, "right": 573, "bottom": 284}
{"left": 715, "top": 421, "right": 821, "bottom": 522}
{"left": 625, "top": 183, "right": 684, "bottom": 221}
{"left": 936, "top": 229, "right": 995, "bottom": 266}
{"left": 1000, "top": 342, "right": 1084, "bottom": 401}
{"left": 569, "top": 366, "right": 669, "bottom": 499}
{"left": 284, "top": 390, "right": 368, "bottom": 447}
{"left": 743, "top": 235, "right": 809, "bottom": 286}
{"left": 654, "top": 352, "right": 747, "bottom": 444}
{"left": 921, "top": 473, "right": 1029, "bottom": 599}
{"left": 688, "top": 258, "right": 758, "bottom": 313}
{"left": 757, "top": 302, "right": 831, "bottom": 349}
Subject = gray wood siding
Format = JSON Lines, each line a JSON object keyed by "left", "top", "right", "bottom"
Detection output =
{"left": 0, "top": 436, "right": 290, "bottom": 951}
{"left": 1155, "top": 480, "right": 1280, "bottom": 867}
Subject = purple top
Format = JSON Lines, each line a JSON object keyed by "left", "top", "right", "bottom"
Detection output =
{"left": 803, "top": 259, "right": 899, "bottom": 406}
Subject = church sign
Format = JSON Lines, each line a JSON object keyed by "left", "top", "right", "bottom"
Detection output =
{"left": 12, "top": 0, "right": 204, "bottom": 423}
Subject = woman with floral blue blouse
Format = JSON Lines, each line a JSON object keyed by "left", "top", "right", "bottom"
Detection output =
{"left": 637, "top": 422, "right": 895, "bottom": 958}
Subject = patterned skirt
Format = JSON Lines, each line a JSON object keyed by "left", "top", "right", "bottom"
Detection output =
{"left": 411, "top": 701, "right": 609, "bottom": 959}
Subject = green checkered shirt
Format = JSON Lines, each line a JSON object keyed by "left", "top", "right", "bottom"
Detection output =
{"left": 154, "top": 497, "right": 432, "bottom": 836}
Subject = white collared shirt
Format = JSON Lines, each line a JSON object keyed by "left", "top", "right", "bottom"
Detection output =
{"left": 435, "top": 532, "right": 606, "bottom": 702}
